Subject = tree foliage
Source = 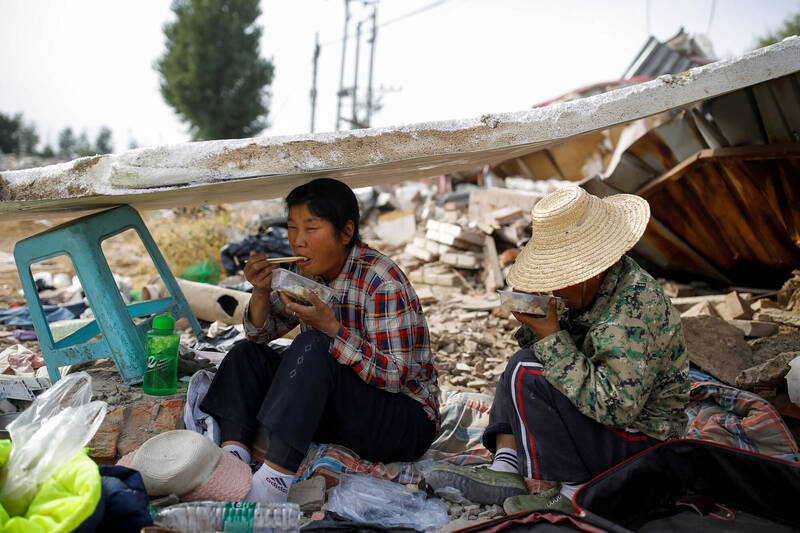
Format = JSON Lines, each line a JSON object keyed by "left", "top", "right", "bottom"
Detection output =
{"left": 58, "top": 127, "right": 77, "bottom": 158}
{"left": 0, "top": 112, "right": 39, "bottom": 154}
{"left": 95, "top": 126, "right": 114, "bottom": 154}
{"left": 155, "top": 0, "right": 275, "bottom": 140}
{"left": 756, "top": 12, "right": 800, "bottom": 48}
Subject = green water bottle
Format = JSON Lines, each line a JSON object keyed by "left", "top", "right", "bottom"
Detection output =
{"left": 142, "top": 313, "right": 180, "bottom": 395}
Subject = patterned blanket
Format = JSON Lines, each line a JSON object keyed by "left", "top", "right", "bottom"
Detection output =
{"left": 686, "top": 370, "right": 800, "bottom": 462}
{"left": 273, "top": 375, "right": 800, "bottom": 485}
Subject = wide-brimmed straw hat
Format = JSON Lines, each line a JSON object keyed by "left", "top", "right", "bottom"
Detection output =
{"left": 506, "top": 186, "right": 650, "bottom": 293}
{"left": 117, "top": 429, "right": 251, "bottom": 502}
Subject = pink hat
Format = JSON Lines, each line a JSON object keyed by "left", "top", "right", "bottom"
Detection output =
{"left": 118, "top": 429, "right": 251, "bottom": 502}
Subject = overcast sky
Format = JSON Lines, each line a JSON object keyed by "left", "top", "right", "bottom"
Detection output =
{"left": 2, "top": 0, "right": 798, "bottom": 152}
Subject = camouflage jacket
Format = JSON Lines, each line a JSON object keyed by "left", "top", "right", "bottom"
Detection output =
{"left": 515, "top": 255, "right": 689, "bottom": 440}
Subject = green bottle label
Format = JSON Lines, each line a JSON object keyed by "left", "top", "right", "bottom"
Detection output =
{"left": 222, "top": 501, "right": 256, "bottom": 532}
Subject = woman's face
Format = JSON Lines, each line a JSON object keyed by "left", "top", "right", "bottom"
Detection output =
{"left": 287, "top": 203, "right": 353, "bottom": 282}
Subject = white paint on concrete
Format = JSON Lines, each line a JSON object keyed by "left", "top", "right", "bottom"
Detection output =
{"left": 1, "top": 37, "right": 798, "bottom": 220}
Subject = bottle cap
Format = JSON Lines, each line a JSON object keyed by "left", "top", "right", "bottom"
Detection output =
{"left": 152, "top": 313, "right": 175, "bottom": 332}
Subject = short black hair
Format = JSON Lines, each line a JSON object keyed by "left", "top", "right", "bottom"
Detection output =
{"left": 285, "top": 178, "right": 360, "bottom": 247}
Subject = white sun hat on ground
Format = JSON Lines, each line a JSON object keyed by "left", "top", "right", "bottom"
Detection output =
{"left": 117, "top": 429, "right": 251, "bottom": 502}
{"left": 506, "top": 186, "right": 650, "bottom": 293}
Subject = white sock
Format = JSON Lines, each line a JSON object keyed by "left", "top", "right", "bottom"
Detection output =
{"left": 559, "top": 481, "right": 584, "bottom": 500}
{"left": 223, "top": 444, "right": 251, "bottom": 466}
{"left": 246, "top": 463, "right": 295, "bottom": 503}
{"left": 489, "top": 447, "right": 519, "bottom": 474}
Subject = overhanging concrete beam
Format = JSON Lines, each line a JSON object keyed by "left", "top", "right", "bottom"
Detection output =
{"left": 1, "top": 37, "right": 798, "bottom": 221}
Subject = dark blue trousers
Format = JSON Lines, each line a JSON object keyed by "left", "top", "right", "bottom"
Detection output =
{"left": 200, "top": 330, "right": 435, "bottom": 471}
{"left": 483, "top": 349, "right": 661, "bottom": 483}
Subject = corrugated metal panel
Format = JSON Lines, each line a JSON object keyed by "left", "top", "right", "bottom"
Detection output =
{"left": 590, "top": 73, "right": 800, "bottom": 285}
{"left": 622, "top": 37, "right": 705, "bottom": 79}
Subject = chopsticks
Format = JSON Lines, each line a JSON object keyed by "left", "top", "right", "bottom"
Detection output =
{"left": 265, "top": 256, "right": 308, "bottom": 264}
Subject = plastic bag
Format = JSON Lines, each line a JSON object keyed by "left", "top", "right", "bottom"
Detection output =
{"left": 0, "top": 372, "right": 107, "bottom": 516}
{"left": 179, "top": 258, "right": 223, "bottom": 284}
{"left": 787, "top": 355, "right": 800, "bottom": 407}
{"left": 220, "top": 228, "right": 293, "bottom": 276}
{"left": 327, "top": 473, "right": 449, "bottom": 532}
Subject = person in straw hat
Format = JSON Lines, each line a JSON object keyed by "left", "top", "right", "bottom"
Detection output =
{"left": 427, "top": 186, "right": 689, "bottom": 514}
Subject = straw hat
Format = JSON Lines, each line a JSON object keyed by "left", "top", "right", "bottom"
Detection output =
{"left": 506, "top": 186, "right": 650, "bottom": 293}
{"left": 117, "top": 429, "right": 251, "bottom": 502}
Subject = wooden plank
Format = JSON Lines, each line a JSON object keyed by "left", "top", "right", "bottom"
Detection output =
{"left": 718, "top": 159, "right": 800, "bottom": 266}
{"left": 483, "top": 235, "right": 503, "bottom": 293}
{"left": 702, "top": 161, "right": 774, "bottom": 265}
{"left": 648, "top": 175, "right": 735, "bottom": 268}
{"left": 637, "top": 143, "right": 800, "bottom": 197}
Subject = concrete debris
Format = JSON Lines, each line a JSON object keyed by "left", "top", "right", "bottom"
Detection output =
{"left": 750, "top": 334, "right": 800, "bottom": 365}
{"left": 681, "top": 301, "right": 719, "bottom": 318}
{"left": 660, "top": 281, "right": 695, "bottom": 298}
{"left": 489, "top": 207, "right": 524, "bottom": 226}
{"left": 467, "top": 188, "right": 541, "bottom": 223}
{"left": 716, "top": 291, "right": 753, "bottom": 321}
{"left": 409, "top": 264, "right": 464, "bottom": 287}
{"left": 426, "top": 220, "right": 485, "bottom": 249}
{"left": 682, "top": 316, "right": 754, "bottom": 385}
{"left": 288, "top": 474, "right": 327, "bottom": 512}
{"left": 751, "top": 298, "right": 780, "bottom": 312}
{"left": 726, "top": 319, "right": 780, "bottom": 338}
{"left": 375, "top": 210, "right": 417, "bottom": 246}
{"left": 441, "top": 250, "right": 483, "bottom": 270}
{"left": 778, "top": 270, "right": 800, "bottom": 311}
{"left": 736, "top": 351, "right": 799, "bottom": 390}
{"left": 754, "top": 308, "right": 800, "bottom": 328}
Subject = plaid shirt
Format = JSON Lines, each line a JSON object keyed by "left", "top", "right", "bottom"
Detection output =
{"left": 243, "top": 240, "right": 440, "bottom": 422}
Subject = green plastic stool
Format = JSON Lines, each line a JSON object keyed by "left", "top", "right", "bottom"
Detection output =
{"left": 13, "top": 205, "right": 203, "bottom": 384}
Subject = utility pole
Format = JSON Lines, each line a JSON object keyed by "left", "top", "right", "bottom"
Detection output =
{"left": 335, "top": 0, "right": 350, "bottom": 131}
{"left": 310, "top": 32, "right": 320, "bottom": 133}
{"left": 365, "top": 4, "right": 377, "bottom": 127}
{"left": 352, "top": 20, "right": 362, "bottom": 128}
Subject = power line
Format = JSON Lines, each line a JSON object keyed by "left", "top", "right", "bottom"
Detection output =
{"left": 706, "top": 0, "right": 716, "bottom": 35}
{"left": 321, "top": 0, "right": 451, "bottom": 47}
{"left": 378, "top": 0, "right": 450, "bottom": 29}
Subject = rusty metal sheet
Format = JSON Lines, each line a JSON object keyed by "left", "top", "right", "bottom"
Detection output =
{"left": 637, "top": 144, "right": 800, "bottom": 285}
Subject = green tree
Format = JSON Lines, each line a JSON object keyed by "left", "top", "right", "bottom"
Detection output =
{"left": 0, "top": 112, "right": 38, "bottom": 154}
{"left": 0, "top": 112, "right": 23, "bottom": 154}
{"left": 58, "top": 127, "right": 77, "bottom": 158}
{"left": 76, "top": 131, "right": 95, "bottom": 157}
{"left": 18, "top": 123, "right": 39, "bottom": 154}
{"left": 756, "top": 12, "right": 800, "bottom": 48}
{"left": 95, "top": 126, "right": 114, "bottom": 154}
{"left": 155, "top": 0, "right": 275, "bottom": 140}
{"left": 41, "top": 145, "right": 55, "bottom": 158}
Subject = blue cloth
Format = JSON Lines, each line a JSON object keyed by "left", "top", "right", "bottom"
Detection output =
{"left": 0, "top": 303, "right": 87, "bottom": 327}
{"left": 74, "top": 465, "right": 153, "bottom": 533}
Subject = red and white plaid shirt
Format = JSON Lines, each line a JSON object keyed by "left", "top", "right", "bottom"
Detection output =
{"left": 243, "top": 240, "right": 440, "bottom": 422}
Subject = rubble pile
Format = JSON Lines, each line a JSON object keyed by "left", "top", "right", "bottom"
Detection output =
{"left": 2, "top": 176, "right": 800, "bottom": 530}
{"left": 357, "top": 179, "right": 800, "bottom": 446}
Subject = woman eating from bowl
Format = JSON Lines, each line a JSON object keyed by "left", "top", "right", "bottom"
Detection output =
{"left": 201, "top": 178, "right": 439, "bottom": 503}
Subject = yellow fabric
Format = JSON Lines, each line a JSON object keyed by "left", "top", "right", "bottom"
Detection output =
{"left": 0, "top": 442, "right": 11, "bottom": 467}
{"left": 0, "top": 442, "right": 101, "bottom": 533}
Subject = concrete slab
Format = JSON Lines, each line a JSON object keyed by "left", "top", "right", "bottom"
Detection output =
{"left": 1, "top": 38, "right": 798, "bottom": 221}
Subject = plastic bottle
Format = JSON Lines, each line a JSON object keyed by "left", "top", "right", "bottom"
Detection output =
{"left": 142, "top": 313, "right": 180, "bottom": 395}
{"left": 153, "top": 501, "right": 301, "bottom": 532}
